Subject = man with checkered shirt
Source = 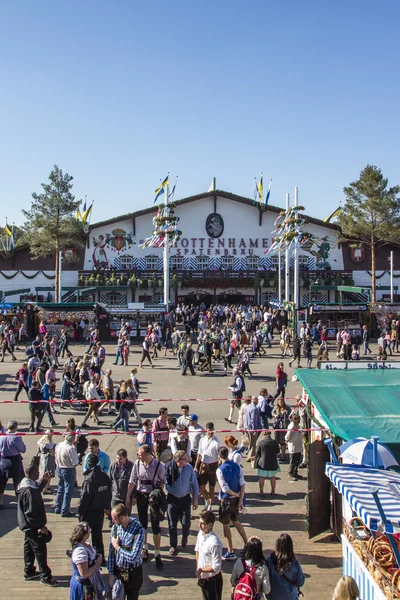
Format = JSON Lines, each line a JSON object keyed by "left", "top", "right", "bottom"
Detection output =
{"left": 108, "top": 503, "right": 145, "bottom": 600}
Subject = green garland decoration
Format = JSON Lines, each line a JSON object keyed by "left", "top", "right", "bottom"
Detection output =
{"left": 39, "top": 271, "right": 56, "bottom": 280}
{"left": 366, "top": 270, "right": 387, "bottom": 279}
{"left": 0, "top": 270, "right": 20, "bottom": 279}
{"left": 366, "top": 269, "right": 400, "bottom": 279}
{"left": 0, "top": 270, "right": 55, "bottom": 280}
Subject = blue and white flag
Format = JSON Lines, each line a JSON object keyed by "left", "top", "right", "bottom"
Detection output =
{"left": 154, "top": 176, "right": 169, "bottom": 203}
{"left": 265, "top": 179, "right": 272, "bottom": 206}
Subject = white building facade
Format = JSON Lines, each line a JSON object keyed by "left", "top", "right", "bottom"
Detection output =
{"left": 79, "top": 190, "right": 345, "bottom": 307}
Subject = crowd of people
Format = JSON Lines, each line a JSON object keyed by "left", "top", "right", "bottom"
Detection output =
{"left": 0, "top": 302, "right": 376, "bottom": 600}
{"left": 0, "top": 414, "right": 310, "bottom": 599}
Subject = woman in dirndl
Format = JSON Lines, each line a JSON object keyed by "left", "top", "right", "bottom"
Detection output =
{"left": 69, "top": 522, "right": 104, "bottom": 600}
{"left": 37, "top": 430, "right": 56, "bottom": 493}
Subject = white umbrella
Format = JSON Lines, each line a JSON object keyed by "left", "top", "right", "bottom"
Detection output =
{"left": 340, "top": 437, "right": 399, "bottom": 469}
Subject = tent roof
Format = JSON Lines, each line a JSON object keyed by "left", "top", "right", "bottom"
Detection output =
{"left": 295, "top": 369, "right": 400, "bottom": 444}
{"left": 325, "top": 464, "right": 400, "bottom": 530}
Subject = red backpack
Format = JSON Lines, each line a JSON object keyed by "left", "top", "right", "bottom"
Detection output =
{"left": 233, "top": 560, "right": 258, "bottom": 600}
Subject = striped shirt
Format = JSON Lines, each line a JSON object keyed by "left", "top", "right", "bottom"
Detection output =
{"left": 107, "top": 517, "right": 144, "bottom": 572}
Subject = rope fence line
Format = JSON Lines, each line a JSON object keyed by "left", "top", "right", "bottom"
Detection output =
{"left": 0, "top": 427, "right": 329, "bottom": 437}
{"left": 0, "top": 396, "right": 304, "bottom": 404}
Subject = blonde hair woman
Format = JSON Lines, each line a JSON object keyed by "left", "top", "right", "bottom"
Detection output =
{"left": 37, "top": 430, "right": 56, "bottom": 493}
{"left": 332, "top": 576, "right": 360, "bottom": 600}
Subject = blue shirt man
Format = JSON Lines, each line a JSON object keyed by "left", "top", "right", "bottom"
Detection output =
{"left": 83, "top": 440, "right": 111, "bottom": 474}
{"left": 216, "top": 446, "right": 247, "bottom": 560}
{"left": 245, "top": 398, "right": 262, "bottom": 431}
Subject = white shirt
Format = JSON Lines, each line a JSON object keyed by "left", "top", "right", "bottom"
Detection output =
{"left": 189, "top": 425, "right": 204, "bottom": 453}
{"left": 198, "top": 435, "right": 221, "bottom": 464}
{"left": 177, "top": 415, "right": 191, "bottom": 427}
{"left": 228, "top": 448, "right": 243, "bottom": 467}
{"left": 55, "top": 440, "right": 79, "bottom": 468}
{"left": 85, "top": 382, "right": 101, "bottom": 400}
{"left": 216, "top": 462, "right": 245, "bottom": 497}
{"left": 285, "top": 422, "right": 303, "bottom": 454}
{"left": 195, "top": 530, "right": 223, "bottom": 579}
{"left": 28, "top": 356, "right": 40, "bottom": 372}
{"left": 170, "top": 435, "right": 192, "bottom": 456}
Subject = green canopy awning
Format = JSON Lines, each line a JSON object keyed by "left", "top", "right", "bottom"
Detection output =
{"left": 295, "top": 369, "right": 400, "bottom": 444}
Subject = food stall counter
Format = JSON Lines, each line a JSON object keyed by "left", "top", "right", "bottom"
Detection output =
{"left": 326, "top": 463, "right": 400, "bottom": 600}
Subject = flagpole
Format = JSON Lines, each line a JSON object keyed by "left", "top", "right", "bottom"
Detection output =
{"left": 163, "top": 179, "right": 170, "bottom": 310}
{"left": 293, "top": 187, "right": 299, "bottom": 309}
{"left": 278, "top": 252, "right": 282, "bottom": 305}
{"left": 58, "top": 249, "right": 63, "bottom": 303}
{"left": 285, "top": 193, "right": 290, "bottom": 302}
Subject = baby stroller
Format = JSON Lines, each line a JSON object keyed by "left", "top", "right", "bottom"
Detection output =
{"left": 72, "top": 383, "right": 87, "bottom": 412}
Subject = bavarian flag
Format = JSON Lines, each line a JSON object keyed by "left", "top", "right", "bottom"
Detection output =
{"left": 82, "top": 202, "right": 93, "bottom": 224}
{"left": 323, "top": 207, "right": 341, "bottom": 223}
{"left": 154, "top": 175, "right": 169, "bottom": 203}
{"left": 257, "top": 176, "right": 263, "bottom": 202}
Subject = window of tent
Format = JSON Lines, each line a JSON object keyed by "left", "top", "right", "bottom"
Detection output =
{"left": 196, "top": 256, "right": 209, "bottom": 270}
{"left": 171, "top": 255, "right": 184, "bottom": 270}
{"left": 120, "top": 255, "right": 133, "bottom": 270}
{"left": 299, "top": 254, "right": 309, "bottom": 266}
{"left": 108, "top": 293, "right": 121, "bottom": 305}
{"left": 246, "top": 256, "right": 259, "bottom": 270}
{"left": 221, "top": 256, "right": 234, "bottom": 270}
{"left": 270, "top": 255, "right": 284, "bottom": 269}
{"left": 310, "top": 292, "right": 324, "bottom": 302}
{"left": 145, "top": 255, "right": 158, "bottom": 270}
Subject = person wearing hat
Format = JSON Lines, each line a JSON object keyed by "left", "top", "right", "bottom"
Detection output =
{"left": 0, "top": 420, "right": 26, "bottom": 509}
{"left": 285, "top": 414, "right": 303, "bottom": 482}
{"left": 78, "top": 453, "right": 112, "bottom": 564}
{"left": 188, "top": 414, "right": 204, "bottom": 465}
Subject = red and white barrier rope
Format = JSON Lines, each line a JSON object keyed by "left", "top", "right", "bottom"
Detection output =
{"left": 0, "top": 396, "right": 303, "bottom": 404}
{"left": 0, "top": 427, "right": 329, "bottom": 436}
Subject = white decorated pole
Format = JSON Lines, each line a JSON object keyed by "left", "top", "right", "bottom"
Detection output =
{"left": 163, "top": 180, "right": 170, "bottom": 310}
{"left": 293, "top": 187, "right": 299, "bottom": 308}
{"left": 390, "top": 250, "right": 394, "bottom": 303}
{"left": 278, "top": 252, "right": 282, "bottom": 305}
{"left": 58, "top": 249, "right": 63, "bottom": 303}
{"left": 285, "top": 193, "right": 290, "bottom": 302}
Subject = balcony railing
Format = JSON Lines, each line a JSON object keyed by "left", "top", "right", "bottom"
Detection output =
{"left": 78, "top": 268, "right": 355, "bottom": 289}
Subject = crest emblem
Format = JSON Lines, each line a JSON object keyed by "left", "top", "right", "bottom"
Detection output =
{"left": 205, "top": 213, "right": 224, "bottom": 238}
{"left": 104, "top": 229, "right": 134, "bottom": 252}
{"left": 350, "top": 246, "right": 365, "bottom": 263}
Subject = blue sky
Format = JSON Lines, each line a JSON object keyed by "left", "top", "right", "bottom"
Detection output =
{"left": 1, "top": 0, "right": 399, "bottom": 226}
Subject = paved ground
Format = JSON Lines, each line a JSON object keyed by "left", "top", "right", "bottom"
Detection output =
{"left": 0, "top": 337, "right": 368, "bottom": 599}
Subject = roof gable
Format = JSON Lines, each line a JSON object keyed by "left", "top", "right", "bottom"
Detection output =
{"left": 90, "top": 190, "right": 340, "bottom": 232}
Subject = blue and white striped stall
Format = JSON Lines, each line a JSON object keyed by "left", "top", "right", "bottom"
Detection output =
{"left": 326, "top": 464, "right": 400, "bottom": 600}
{"left": 325, "top": 464, "right": 400, "bottom": 531}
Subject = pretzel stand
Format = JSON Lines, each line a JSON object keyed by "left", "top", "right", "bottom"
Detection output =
{"left": 324, "top": 451, "right": 400, "bottom": 600}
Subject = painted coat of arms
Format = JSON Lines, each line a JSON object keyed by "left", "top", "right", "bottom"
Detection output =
{"left": 350, "top": 246, "right": 365, "bottom": 263}
{"left": 105, "top": 229, "right": 134, "bottom": 252}
{"left": 92, "top": 229, "right": 134, "bottom": 268}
